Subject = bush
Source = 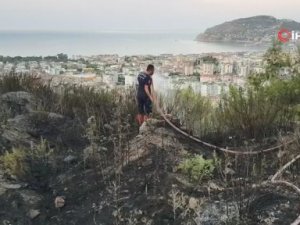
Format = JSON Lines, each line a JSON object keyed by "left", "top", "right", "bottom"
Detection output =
{"left": 263, "top": 40, "right": 296, "bottom": 79}
{"left": 0, "top": 74, "right": 138, "bottom": 138}
{"left": 165, "top": 42, "right": 300, "bottom": 143}
{"left": 178, "top": 155, "right": 216, "bottom": 182}
{"left": 57, "top": 86, "right": 116, "bottom": 127}
{"left": 0, "top": 74, "right": 58, "bottom": 113}
{"left": 0, "top": 138, "right": 53, "bottom": 181}
{"left": 217, "top": 85, "right": 285, "bottom": 139}
{"left": 1, "top": 148, "right": 29, "bottom": 178}
{"left": 57, "top": 86, "right": 138, "bottom": 137}
{"left": 27, "top": 138, "right": 53, "bottom": 181}
{"left": 168, "top": 87, "right": 215, "bottom": 137}
{"left": 0, "top": 74, "right": 25, "bottom": 94}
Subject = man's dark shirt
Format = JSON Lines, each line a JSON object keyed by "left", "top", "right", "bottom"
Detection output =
{"left": 137, "top": 72, "right": 152, "bottom": 98}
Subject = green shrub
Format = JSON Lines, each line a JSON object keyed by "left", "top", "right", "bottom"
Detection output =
{"left": 1, "top": 148, "right": 29, "bottom": 178}
{"left": 169, "top": 87, "right": 215, "bottom": 137}
{"left": 178, "top": 155, "right": 216, "bottom": 182}
{"left": 0, "top": 138, "right": 53, "bottom": 181}
{"left": 165, "top": 42, "right": 300, "bottom": 142}
{"left": 217, "top": 85, "right": 284, "bottom": 139}
{"left": 27, "top": 138, "right": 53, "bottom": 181}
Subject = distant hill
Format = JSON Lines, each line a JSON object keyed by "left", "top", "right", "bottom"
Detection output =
{"left": 196, "top": 15, "right": 300, "bottom": 43}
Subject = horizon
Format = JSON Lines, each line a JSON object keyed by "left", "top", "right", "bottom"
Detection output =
{"left": 0, "top": 29, "right": 201, "bottom": 33}
{"left": 0, "top": 14, "right": 299, "bottom": 34}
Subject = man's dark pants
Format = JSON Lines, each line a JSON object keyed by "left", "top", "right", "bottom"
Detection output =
{"left": 137, "top": 95, "right": 152, "bottom": 115}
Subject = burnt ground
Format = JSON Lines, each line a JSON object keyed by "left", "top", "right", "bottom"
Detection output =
{"left": 0, "top": 119, "right": 300, "bottom": 225}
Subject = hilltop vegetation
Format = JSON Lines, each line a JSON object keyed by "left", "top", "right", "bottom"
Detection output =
{"left": 196, "top": 15, "right": 300, "bottom": 43}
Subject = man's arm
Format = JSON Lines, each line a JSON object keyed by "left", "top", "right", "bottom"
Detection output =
{"left": 144, "top": 84, "right": 154, "bottom": 102}
{"left": 150, "top": 83, "right": 156, "bottom": 102}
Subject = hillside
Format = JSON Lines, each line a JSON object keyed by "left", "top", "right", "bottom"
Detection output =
{"left": 0, "top": 90, "right": 299, "bottom": 225}
{"left": 196, "top": 15, "right": 300, "bottom": 43}
{"left": 0, "top": 44, "right": 300, "bottom": 225}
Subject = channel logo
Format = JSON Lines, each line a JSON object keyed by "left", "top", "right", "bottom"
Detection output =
{"left": 278, "top": 29, "right": 300, "bottom": 43}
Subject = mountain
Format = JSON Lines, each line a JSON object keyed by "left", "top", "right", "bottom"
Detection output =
{"left": 196, "top": 15, "right": 300, "bottom": 43}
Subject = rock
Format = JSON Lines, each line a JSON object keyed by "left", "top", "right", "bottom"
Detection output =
{"left": 100, "top": 146, "right": 108, "bottom": 151}
{"left": 1, "top": 115, "right": 35, "bottom": 148}
{"left": 139, "top": 121, "right": 148, "bottom": 134}
{"left": 123, "top": 119, "right": 186, "bottom": 169}
{"left": 19, "top": 190, "right": 43, "bottom": 206}
{"left": 1, "top": 111, "right": 87, "bottom": 150}
{"left": 0, "top": 91, "right": 36, "bottom": 117}
{"left": 208, "top": 182, "right": 224, "bottom": 191}
{"left": 1, "top": 183, "right": 22, "bottom": 189}
{"left": 139, "top": 118, "right": 165, "bottom": 134}
{"left": 0, "top": 179, "right": 23, "bottom": 196}
{"left": 87, "top": 116, "right": 96, "bottom": 124}
{"left": 224, "top": 167, "right": 236, "bottom": 175}
{"left": 188, "top": 197, "right": 199, "bottom": 210}
{"left": 55, "top": 196, "right": 65, "bottom": 208}
{"left": 194, "top": 201, "right": 239, "bottom": 225}
{"left": 64, "top": 155, "right": 77, "bottom": 164}
{"left": 2, "top": 220, "right": 12, "bottom": 225}
{"left": 47, "top": 112, "right": 65, "bottom": 120}
{"left": 28, "top": 209, "right": 40, "bottom": 219}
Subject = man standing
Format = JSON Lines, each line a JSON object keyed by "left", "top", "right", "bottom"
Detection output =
{"left": 136, "top": 64, "right": 155, "bottom": 126}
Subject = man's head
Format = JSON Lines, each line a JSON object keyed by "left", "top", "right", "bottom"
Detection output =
{"left": 146, "top": 64, "right": 155, "bottom": 76}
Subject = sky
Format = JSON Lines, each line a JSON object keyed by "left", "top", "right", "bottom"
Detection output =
{"left": 1, "top": 0, "right": 300, "bottom": 32}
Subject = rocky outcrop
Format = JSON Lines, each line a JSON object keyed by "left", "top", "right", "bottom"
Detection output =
{"left": 0, "top": 92, "right": 87, "bottom": 153}
{"left": 0, "top": 91, "right": 36, "bottom": 118}
{"left": 1, "top": 111, "right": 86, "bottom": 151}
{"left": 0, "top": 168, "right": 43, "bottom": 223}
{"left": 125, "top": 119, "right": 183, "bottom": 165}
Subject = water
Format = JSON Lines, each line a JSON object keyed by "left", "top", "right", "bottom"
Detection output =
{"left": 0, "top": 31, "right": 268, "bottom": 56}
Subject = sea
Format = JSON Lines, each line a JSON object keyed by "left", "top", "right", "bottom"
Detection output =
{"left": 0, "top": 31, "right": 269, "bottom": 57}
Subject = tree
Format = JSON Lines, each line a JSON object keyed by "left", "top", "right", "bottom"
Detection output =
{"left": 57, "top": 53, "right": 68, "bottom": 62}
